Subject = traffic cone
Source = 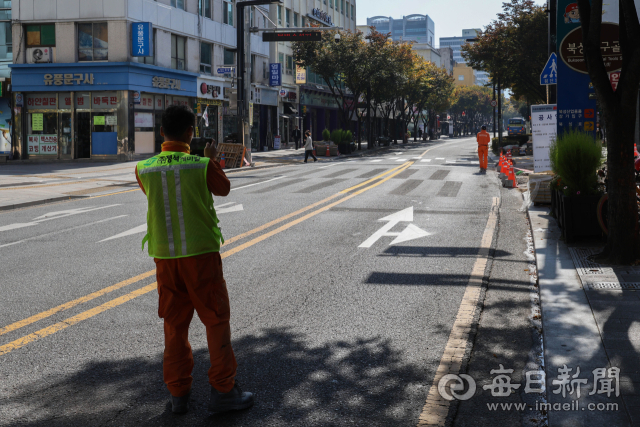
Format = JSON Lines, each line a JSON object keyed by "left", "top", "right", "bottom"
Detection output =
{"left": 497, "top": 155, "right": 504, "bottom": 172}
{"left": 220, "top": 153, "right": 226, "bottom": 169}
{"left": 326, "top": 145, "right": 330, "bottom": 157}
{"left": 510, "top": 166, "right": 518, "bottom": 188}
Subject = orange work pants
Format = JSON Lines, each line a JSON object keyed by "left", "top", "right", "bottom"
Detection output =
{"left": 478, "top": 145, "right": 488, "bottom": 169}
{"left": 155, "top": 252, "right": 237, "bottom": 397}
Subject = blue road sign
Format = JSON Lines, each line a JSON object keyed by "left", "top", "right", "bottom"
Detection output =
{"left": 540, "top": 53, "right": 558, "bottom": 85}
{"left": 216, "top": 67, "right": 235, "bottom": 74}
{"left": 270, "top": 63, "right": 282, "bottom": 87}
{"left": 132, "top": 22, "right": 152, "bottom": 57}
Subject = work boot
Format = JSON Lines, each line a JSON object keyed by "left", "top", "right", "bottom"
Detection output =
{"left": 209, "top": 382, "right": 254, "bottom": 414}
{"left": 171, "top": 390, "right": 191, "bottom": 414}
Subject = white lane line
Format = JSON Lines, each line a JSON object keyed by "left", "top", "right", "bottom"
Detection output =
{"left": 319, "top": 163, "right": 340, "bottom": 169}
{"left": 231, "top": 175, "right": 286, "bottom": 191}
{"left": 388, "top": 158, "right": 399, "bottom": 160}
{"left": 217, "top": 204, "right": 244, "bottom": 214}
{"left": 412, "top": 157, "right": 422, "bottom": 159}
{"left": 421, "top": 159, "right": 432, "bottom": 162}
{"left": 395, "top": 159, "right": 408, "bottom": 162}
{"left": 99, "top": 223, "right": 146, "bottom": 243}
{"left": 1, "top": 215, "right": 129, "bottom": 248}
{"left": 0, "top": 205, "right": 122, "bottom": 233}
{"left": 370, "top": 159, "right": 383, "bottom": 163}
{"left": 435, "top": 157, "right": 445, "bottom": 160}
{"left": 215, "top": 202, "right": 236, "bottom": 208}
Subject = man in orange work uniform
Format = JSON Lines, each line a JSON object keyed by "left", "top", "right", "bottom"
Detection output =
{"left": 134, "top": 105, "right": 253, "bottom": 415}
{"left": 476, "top": 125, "right": 491, "bottom": 173}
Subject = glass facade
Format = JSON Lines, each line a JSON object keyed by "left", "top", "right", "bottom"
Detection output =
{"left": 0, "top": 0, "right": 11, "bottom": 71}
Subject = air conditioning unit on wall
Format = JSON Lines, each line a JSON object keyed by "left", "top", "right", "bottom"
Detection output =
{"left": 26, "top": 47, "right": 52, "bottom": 64}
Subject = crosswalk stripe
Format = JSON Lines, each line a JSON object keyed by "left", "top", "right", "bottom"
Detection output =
{"left": 421, "top": 159, "right": 432, "bottom": 162}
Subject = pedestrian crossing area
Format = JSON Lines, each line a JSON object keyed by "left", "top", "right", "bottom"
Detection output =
{"left": 364, "top": 157, "right": 475, "bottom": 164}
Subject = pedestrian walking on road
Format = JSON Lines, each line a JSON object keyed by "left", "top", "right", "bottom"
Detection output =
{"left": 304, "top": 130, "right": 317, "bottom": 163}
{"left": 135, "top": 105, "right": 254, "bottom": 416}
{"left": 477, "top": 125, "right": 491, "bottom": 173}
{"left": 292, "top": 126, "right": 302, "bottom": 150}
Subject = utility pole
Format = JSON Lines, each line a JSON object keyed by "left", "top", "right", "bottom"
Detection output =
{"left": 497, "top": 75, "right": 502, "bottom": 148}
{"left": 493, "top": 81, "right": 497, "bottom": 139}
{"left": 236, "top": 0, "right": 282, "bottom": 165}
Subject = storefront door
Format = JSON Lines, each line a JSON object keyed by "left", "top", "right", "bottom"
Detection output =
{"left": 59, "top": 113, "right": 72, "bottom": 156}
{"left": 76, "top": 112, "right": 91, "bottom": 158}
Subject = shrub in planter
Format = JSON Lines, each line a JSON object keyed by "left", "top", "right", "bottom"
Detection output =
{"left": 322, "top": 128, "right": 330, "bottom": 142}
{"left": 549, "top": 130, "right": 603, "bottom": 241}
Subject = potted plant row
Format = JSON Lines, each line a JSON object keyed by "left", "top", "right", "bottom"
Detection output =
{"left": 548, "top": 130, "right": 604, "bottom": 243}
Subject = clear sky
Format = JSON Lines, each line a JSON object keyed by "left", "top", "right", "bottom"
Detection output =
{"left": 356, "top": 0, "right": 548, "bottom": 46}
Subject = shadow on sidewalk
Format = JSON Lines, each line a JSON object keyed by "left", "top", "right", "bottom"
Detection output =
{"left": 2, "top": 327, "right": 432, "bottom": 426}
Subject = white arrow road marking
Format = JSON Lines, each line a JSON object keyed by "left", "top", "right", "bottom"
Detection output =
{"left": 231, "top": 175, "right": 286, "bottom": 191}
{"left": 0, "top": 205, "right": 121, "bottom": 233}
{"left": 98, "top": 204, "right": 243, "bottom": 243}
{"left": 98, "top": 223, "right": 147, "bottom": 243}
{"left": 390, "top": 223, "right": 432, "bottom": 245}
{"left": 2, "top": 215, "right": 128, "bottom": 248}
{"left": 359, "top": 207, "right": 430, "bottom": 248}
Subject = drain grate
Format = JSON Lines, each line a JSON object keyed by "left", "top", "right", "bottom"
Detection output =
{"left": 569, "top": 247, "right": 615, "bottom": 275}
{"left": 586, "top": 282, "right": 640, "bottom": 290}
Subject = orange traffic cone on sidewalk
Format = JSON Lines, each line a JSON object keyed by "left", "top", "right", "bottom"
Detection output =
{"left": 326, "top": 145, "right": 330, "bottom": 157}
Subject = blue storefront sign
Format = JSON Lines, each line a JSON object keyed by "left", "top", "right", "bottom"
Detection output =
{"left": 556, "top": 0, "right": 597, "bottom": 137}
{"left": 269, "top": 63, "right": 282, "bottom": 87}
{"left": 132, "top": 22, "right": 152, "bottom": 57}
{"left": 10, "top": 62, "right": 198, "bottom": 96}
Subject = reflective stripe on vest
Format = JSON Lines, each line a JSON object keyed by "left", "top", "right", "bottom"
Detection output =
{"left": 137, "top": 153, "right": 222, "bottom": 259}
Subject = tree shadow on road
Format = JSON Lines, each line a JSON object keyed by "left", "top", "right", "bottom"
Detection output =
{"left": 2, "top": 327, "right": 431, "bottom": 427}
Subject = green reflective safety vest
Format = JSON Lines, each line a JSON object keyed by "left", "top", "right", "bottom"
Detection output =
{"left": 137, "top": 151, "right": 224, "bottom": 259}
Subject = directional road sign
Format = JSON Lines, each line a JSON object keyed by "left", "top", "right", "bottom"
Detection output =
{"left": 217, "top": 66, "right": 235, "bottom": 74}
{"left": 263, "top": 31, "right": 322, "bottom": 42}
{"left": 540, "top": 53, "right": 558, "bottom": 85}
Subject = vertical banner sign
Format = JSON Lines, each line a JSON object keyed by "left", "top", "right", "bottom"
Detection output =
{"left": 531, "top": 104, "right": 557, "bottom": 172}
{"left": 557, "top": 1, "right": 621, "bottom": 137}
{"left": 269, "top": 63, "right": 282, "bottom": 87}
{"left": 296, "top": 65, "right": 307, "bottom": 84}
{"left": 132, "top": 22, "right": 152, "bottom": 57}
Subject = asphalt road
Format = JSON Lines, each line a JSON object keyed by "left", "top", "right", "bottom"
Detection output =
{"left": 0, "top": 137, "right": 508, "bottom": 426}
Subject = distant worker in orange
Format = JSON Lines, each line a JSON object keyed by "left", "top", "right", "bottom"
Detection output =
{"left": 135, "top": 105, "right": 254, "bottom": 416}
{"left": 477, "top": 125, "right": 491, "bottom": 173}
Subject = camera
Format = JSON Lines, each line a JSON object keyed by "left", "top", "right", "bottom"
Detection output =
{"left": 334, "top": 33, "right": 341, "bottom": 43}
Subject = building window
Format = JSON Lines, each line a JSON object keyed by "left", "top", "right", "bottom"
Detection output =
{"left": 171, "top": 34, "right": 185, "bottom": 70}
{"left": 302, "top": 17, "right": 306, "bottom": 27}
{"left": 171, "top": 0, "right": 185, "bottom": 10}
{"left": 78, "top": 23, "right": 108, "bottom": 61}
{"left": 263, "top": 60, "right": 267, "bottom": 79}
{"left": 346, "top": 3, "right": 349, "bottom": 18}
{"left": 26, "top": 24, "right": 55, "bottom": 47}
{"left": 285, "top": 8, "right": 290, "bottom": 27}
{"left": 293, "top": 12, "right": 298, "bottom": 27}
{"left": 341, "top": 0, "right": 344, "bottom": 13}
{"left": 458, "top": 75, "right": 464, "bottom": 81}
{"left": 200, "top": 42, "right": 212, "bottom": 74}
{"left": 224, "top": 48, "right": 235, "bottom": 65}
{"left": 199, "top": 0, "right": 211, "bottom": 18}
{"left": 329, "top": 0, "right": 333, "bottom": 9}
{"left": 223, "top": 1, "right": 233, "bottom": 26}
{"left": 286, "top": 55, "right": 293, "bottom": 75}
{"left": 277, "top": 6, "right": 282, "bottom": 26}
{"left": 0, "top": 4, "right": 10, "bottom": 62}
{"left": 351, "top": 4, "right": 354, "bottom": 20}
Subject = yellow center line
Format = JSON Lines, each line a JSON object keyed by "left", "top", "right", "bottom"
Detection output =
{"left": 0, "top": 283, "right": 158, "bottom": 356}
{"left": 340, "top": 162, "right": 409, "bottom": 194}
{"left": 0, "top": 161, "right": 414, "bottom": 356}
{"left": 0, "top": 271, "right": 156, "bottom": 337}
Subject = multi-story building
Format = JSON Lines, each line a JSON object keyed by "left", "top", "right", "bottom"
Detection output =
{"left": 366, "top": 14, "right": 434, "bottom": 45}
{"left": 439, "top": 28, "right": 489, "bottom": 86}
{"left": 453, "top": 63, "right": 476, "bottom": 87}
{"left": 9, "top": 0, "right": 272, "bottom": 160}
{"left": 269, "top": 0, "right": 357, "bottom": 144}
{"left": 437, "top": 47, "right": 455, "bottom": 75}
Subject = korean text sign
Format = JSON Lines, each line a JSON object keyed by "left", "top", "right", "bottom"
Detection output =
{"left": 132, "top": 22, "right": 152, "bottom": 57}
{"left": 269, "top": 63, "right": 282, "bottom": 87}
{"left": 531, "top": 104, "right": 557, "bottom": 173}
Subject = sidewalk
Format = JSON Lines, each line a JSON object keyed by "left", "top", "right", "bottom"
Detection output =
{"left": 529, "top": 206, "right": 637, "bottom": 426}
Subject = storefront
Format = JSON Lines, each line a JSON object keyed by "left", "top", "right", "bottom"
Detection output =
{"left": 10, "top": 62, "right": 198, "bottom": 160}
{"left": 300, "top": 85, "right": 357, "bottom": 141}
{"left": 252, "top": 85, "right": 278, "bottom": 151}
{"left": 195, "top": 76, "right": 227, "bottom": 147}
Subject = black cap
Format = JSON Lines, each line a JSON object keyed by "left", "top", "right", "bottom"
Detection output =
{"left": 481, "top": 125, "right": 487, "bottom": 130}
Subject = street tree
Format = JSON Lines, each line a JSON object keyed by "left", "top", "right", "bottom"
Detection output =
{"left": 576, "top": 0, "right": 640, "bottom": 264}
{"left": 450, "top": 86, "right": 493, "bottom": 136}
{"left": 462, "top": 0, "right": 547, "bottom": 104}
